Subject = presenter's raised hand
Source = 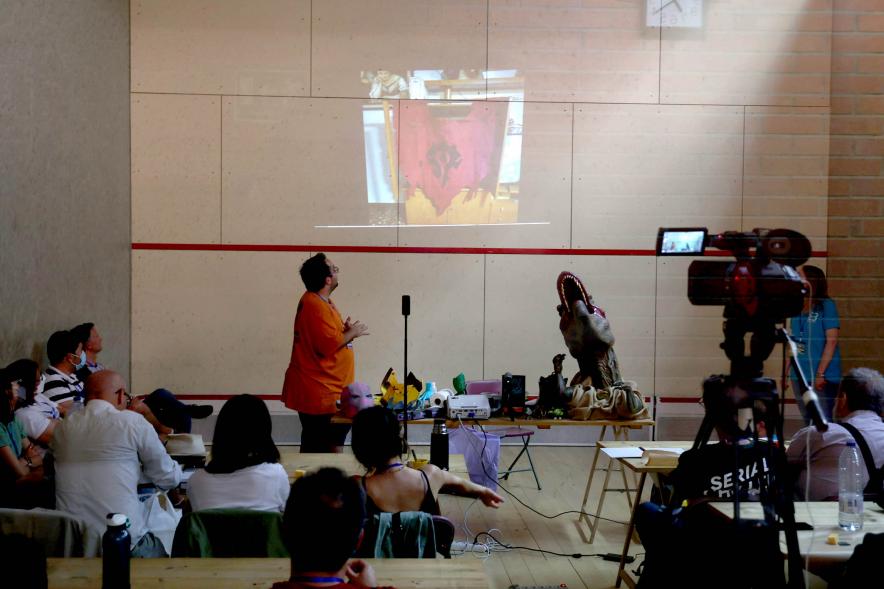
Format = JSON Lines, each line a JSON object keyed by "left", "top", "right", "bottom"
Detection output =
{"left": 344, "top": 317, "right": 369, "bottom": 343}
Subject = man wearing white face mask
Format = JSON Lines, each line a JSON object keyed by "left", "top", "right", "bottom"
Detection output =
{"left": 42, "top": 330, "right": 86, "bottom": 415}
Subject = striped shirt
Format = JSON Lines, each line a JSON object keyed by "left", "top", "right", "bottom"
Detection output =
{"left": 43, "top": 366, "right": 84, "bottom": 404}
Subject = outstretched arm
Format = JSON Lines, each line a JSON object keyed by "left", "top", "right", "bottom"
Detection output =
{"left": 424, "top": 465, "right": 504, "bottom": 508}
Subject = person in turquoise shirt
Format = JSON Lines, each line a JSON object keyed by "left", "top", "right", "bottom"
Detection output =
{"left": 0, "top": 367, "right": 47, "bottom": 508}
{"left": 788, "top": 265, "right": 842, "bottom": 422}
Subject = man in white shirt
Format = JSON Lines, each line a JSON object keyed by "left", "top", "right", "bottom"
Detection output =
{"left": 787, "top": 367, "right": 884, "bottom": 500}
{"left": 52, "top": 370, "right": 182, "bottom": 557}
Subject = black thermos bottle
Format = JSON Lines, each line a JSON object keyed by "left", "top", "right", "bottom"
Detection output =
{"left": 102, "top": 513, "right": 131, "bottom": 589}
{"left": 430, "top": 417, "right": 449, "bottom": 470}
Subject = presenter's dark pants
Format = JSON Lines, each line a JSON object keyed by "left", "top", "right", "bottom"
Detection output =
{"left": 298, "top": 412, "right": 351, "bottom": 453}
{"left": 143, "top": 388, "right": 192, "bottom": 433}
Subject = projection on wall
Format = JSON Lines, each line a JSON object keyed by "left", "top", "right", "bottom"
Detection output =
{"left": 360, "top": 69, "right": 526, "bottom": 227}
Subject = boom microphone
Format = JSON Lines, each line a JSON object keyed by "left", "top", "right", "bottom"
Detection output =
{"left": 781, "top": 328, "right": 828, "bottom": 433}
{"left": 402, "top": 295, "right": 410, "bottom": 317}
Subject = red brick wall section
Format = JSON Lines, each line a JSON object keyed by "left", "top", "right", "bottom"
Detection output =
{"left": 829, "top": 1, "right": 884, "bottom": 373}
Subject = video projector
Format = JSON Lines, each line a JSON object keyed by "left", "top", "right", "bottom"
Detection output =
{"left": 448, "top": 394, "right": 492, "bottom": 420}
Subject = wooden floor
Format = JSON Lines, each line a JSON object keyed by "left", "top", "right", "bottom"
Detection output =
{"left": 435, "top": 445, "right": 635, "bottom": 589}
{"left": 431, "top": 445, "right": 829, "bottom": 589}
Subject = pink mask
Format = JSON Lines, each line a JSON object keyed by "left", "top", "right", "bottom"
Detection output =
{"left": 340, "top": 382, "right": 375, "bottom": 418}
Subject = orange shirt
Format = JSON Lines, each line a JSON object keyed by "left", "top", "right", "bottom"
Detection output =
{"left": 282, "top": 292, "right": 355, "bottom": 415}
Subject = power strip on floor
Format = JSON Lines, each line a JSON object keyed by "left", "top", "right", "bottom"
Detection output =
{"left": 451, "top": 540, "right": 489, "bottom": 553}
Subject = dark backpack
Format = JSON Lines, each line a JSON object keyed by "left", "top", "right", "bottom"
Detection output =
{"left": 839, "top": 422, "right": 884, "bottom": 510}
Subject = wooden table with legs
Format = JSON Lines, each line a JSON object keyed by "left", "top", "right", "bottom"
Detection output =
{"left": 599, "top": 441, "right": 692, "bottom": 589}
{"left": 574, "top": 421, "right": 658, "bottom": 544}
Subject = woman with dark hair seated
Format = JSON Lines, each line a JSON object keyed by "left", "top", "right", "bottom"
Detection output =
{"left": 7, "top": 358, "right": 60, "bottom": 452}
{"left": 0, "top": 368, "right": 48, "bottom": 508}
{"left": 351, "top": 406, "right": 503, "bottom": 515}
{"left": 187, "top": 394, "right": 289, "bottom": 512}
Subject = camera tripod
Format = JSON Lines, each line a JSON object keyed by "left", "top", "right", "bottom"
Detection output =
{"left": 692, "top": 374, "right": 805, "bottom": 589}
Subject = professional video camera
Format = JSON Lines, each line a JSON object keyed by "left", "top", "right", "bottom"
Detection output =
{"left": 656, "top": 227, "right": 820, "bottom": 589}
{"left": 657, "top": 227, "right": 810, "bottom": 379}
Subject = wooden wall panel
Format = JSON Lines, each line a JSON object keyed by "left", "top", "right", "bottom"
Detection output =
{"left": 132, "top": 0, "right": 310, "bottom": 96}
{"left": 489, "top": 0, "right": 660, "bottom": 103}
{"left": 132, "top": 94, "right": 221, "bottom": 244}
{"left": 311, "top": 0, "right": 487, "bottom": 100}
{"left": 572, "top": 104, "right": 744, "bottom": 250}
{"left": 660, "top": 0, "right": 832, "bottom": 106}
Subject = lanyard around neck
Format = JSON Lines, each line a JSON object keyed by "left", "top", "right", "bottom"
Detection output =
{"left": 375, "top": 461, "right": 403, "bottom": 473}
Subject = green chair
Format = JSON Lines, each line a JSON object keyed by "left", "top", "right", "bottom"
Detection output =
{"left": 171, "top": 508, "right": 289, "bottom": 557}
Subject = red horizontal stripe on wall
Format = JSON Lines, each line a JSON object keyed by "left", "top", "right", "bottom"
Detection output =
{"left": 131, "top": 243, "right": 828, "bottom": 257}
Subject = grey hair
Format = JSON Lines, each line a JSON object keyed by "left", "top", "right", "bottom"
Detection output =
{"left": 841, "top": 367, "right": 884, "bottom": 414}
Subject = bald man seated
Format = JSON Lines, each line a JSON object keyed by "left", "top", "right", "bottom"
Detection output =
{"left": 51, "top": 371, "right": 182, "bottom": 557}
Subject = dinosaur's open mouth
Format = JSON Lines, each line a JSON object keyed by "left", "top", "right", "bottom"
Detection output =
{"left": 557, "top": 271, "right": 606, "bottom": 319}
{"left": 557, "top": 271, "right": 589, "bottom": 315}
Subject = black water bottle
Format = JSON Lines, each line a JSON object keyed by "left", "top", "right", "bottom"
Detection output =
{"left": 430, "top": 417, "right": 449, "bottom": 470}
{"left": 102, "top": 513, "right": 131, "bottom": 589}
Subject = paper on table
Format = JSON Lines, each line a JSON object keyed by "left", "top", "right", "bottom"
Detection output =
{"left": 602, "top": 448, "right": 643, "bottom": 459}
{"left": 602, "top": 447, "right": 687, "bottom": 459}
{"left": 640, "top": 447, "right": 686, "bottom": 455}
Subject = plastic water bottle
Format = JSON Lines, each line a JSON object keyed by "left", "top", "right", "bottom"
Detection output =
{"left": 102, "top": 513, "right": 131, "bottom": 589}
{"left": 70, "top": 396, "right": 85, "bottom": 414}
{"left": 838, "top": 441, "right": 864, "bottom": 531}
{"left": 430, "top": 417, "right": 449, "bottom": 471}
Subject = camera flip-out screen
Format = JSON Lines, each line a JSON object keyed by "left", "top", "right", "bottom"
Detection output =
{"left": 656, "top": 227, "right": 707, "bottom": 256}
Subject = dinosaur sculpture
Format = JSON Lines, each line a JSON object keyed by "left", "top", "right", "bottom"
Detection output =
{"left": 556, "top": 271, "right": 622, "bottom": 391}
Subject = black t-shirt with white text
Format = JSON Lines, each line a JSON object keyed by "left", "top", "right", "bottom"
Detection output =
{"left": 670, "top": 441, "right": 772, "bottom": 504}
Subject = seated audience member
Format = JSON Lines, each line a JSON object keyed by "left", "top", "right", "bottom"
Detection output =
{"left": 0, "top": 368, "right": 47, "bottom": 508}
{"left": 787, "top": 367, "right": 884, "bottom": 500}
{"left": 52, "top": 370, "right": 182, "bottom": 557}
{"left": 70, "top": 322, "right": 212, "bottom": 433}
{"left": 273, "top": 467, "right": 391, "bottom": 589}
{"left": 351, "top": 406, "right": 503, "bottom": 515}
{"left": 667, "top": 384, "right": 773, "bottom": 505}
{"left": 70, "top": 322, "right": 107, "bottom": 378}
{"left": 42, "top": 330, "right": 85, "bottom": 413}
{"left": 6, "top": 358, "right": 59, "bottom": 451}
{"left": 187, "top": 394, "right": 289, "bottom": 512}
{"left": 635, "top": 384, "right": 782, "bottom": 588}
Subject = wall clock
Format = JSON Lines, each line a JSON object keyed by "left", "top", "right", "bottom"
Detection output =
{"left": 646, "top": 0, "right": 704, "bottom": 28}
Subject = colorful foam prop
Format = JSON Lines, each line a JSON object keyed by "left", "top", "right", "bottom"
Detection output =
{"left": 380, "top": 368, "right": 426, "bottom": 411}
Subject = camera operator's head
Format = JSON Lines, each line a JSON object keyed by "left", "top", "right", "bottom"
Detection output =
{"left": 834, "top": 367, "right": 884, "bottom": 419}
{"left": 702, "top": 383, "right": 769, "bottom": 443}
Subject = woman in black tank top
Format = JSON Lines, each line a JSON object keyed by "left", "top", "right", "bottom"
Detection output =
{"left": 351, "top": 407, "right": 504, "bottom": 515}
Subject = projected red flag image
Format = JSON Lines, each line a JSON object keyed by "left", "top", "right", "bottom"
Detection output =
{"left": 400, "top": 101, "right": 507, "bottom": 218}
{"left": 360, "top": 69, "right": 528, "bottom": 227}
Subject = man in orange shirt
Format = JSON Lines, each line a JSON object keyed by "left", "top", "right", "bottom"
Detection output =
{"left": 282, "top": 254, "right": 369, "bottom": 452}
